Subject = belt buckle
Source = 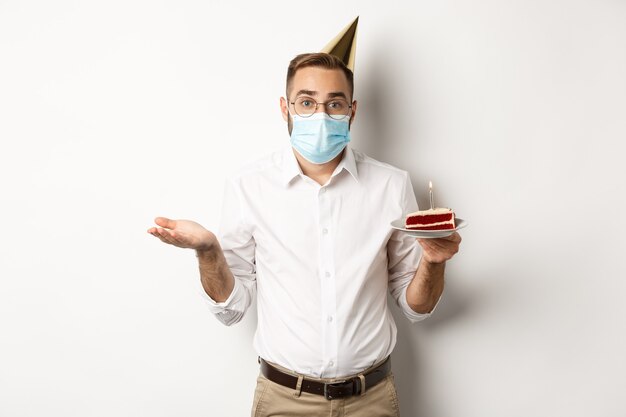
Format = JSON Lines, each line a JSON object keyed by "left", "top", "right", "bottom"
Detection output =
{"left": 323, "top": 380, "right": 351, "bottom": 400}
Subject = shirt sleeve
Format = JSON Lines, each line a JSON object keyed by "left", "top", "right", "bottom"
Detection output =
{"left": 387, "top": 172, "right": 441, "bottom": 323}
{"left": 198, "top": 177, "right": 256, "bottom": 326}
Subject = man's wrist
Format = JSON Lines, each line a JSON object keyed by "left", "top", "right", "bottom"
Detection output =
{"left": 195, "top": 231, "right": 219, "bottom": 253}
{"left": 196, "top": 242, "right": 219, "bottom": 261}
{"left": 421, "top": 256, "right": 446, "bottom": 269}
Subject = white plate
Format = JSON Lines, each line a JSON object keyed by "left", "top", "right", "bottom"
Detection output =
{"left": 390, "top": 218, "right": 467, "bottom": 239}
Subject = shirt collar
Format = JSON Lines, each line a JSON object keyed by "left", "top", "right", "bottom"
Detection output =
{"left": 281, "top": 145, "right": 359, "bottom": 187}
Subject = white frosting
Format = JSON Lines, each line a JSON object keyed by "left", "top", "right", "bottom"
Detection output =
{"left": 406, "top": 207, "right": 453, "bottom": 216}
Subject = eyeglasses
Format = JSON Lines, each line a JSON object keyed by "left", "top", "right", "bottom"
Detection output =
{"left": 289, "top": 96, "right": 353, "bottom": 120}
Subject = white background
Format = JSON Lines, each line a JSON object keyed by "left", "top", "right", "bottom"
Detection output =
{"left": 1, "top": 1, "right": 625, "bottom": 416}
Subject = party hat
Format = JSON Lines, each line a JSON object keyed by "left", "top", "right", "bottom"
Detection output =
{"left": 320, "top": 17, "right": 359, "bottom": 72}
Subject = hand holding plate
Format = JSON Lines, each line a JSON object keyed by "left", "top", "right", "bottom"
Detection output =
{"left": 417, "top": 232, "right": 462, "bottom": 264}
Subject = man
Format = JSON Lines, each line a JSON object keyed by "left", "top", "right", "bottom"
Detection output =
{"left": 148, "top": 22, "right": 461, "bottom": 417}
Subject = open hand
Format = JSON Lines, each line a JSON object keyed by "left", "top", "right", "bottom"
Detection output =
{"left": 417, "top": 232, "right": 462, "bottom": 264}
{"left": 147, "top": 217, "right": 217, "bottom": 251}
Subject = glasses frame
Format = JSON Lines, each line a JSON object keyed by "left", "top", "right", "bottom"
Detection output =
{"left": 289, "top": 96, "right": 353, "bottom": 120}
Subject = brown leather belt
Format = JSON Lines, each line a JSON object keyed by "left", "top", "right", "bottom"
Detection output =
{"left": 259, "top": 357, "right": 391, "bottom": 400}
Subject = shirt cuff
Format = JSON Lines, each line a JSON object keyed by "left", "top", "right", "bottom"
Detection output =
{"left": 399, "top": 284, "right": 442, "bottom": 323}
{"left": 197, "top": 277, "right": 244, "bottom": 314}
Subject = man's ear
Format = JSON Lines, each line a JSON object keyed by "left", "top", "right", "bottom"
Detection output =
{"left": 280, "top": 97, "right": 289, "bottom": 122}
{"left": 349, "top": 100, "right": 358, "bottom": 125}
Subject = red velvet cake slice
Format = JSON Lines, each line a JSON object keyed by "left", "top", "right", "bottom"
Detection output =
{"left": 405, "top": 208, "right": 456, "bottom": 231}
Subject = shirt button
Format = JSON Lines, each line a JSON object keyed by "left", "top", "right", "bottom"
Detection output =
{"left": 322, "top": 228, "right": 328, "bottom": 235}
{"left": 327, "top": 316, "right": 333, "bottom": 322}
{"left": 320, "top": 188, "right": 326, "bottom": 194}
{"left": 325, "top": 271, "right": 330, "bottom": 278}
{"left": 329, "top": 361, "right": 334, "bottom": 367}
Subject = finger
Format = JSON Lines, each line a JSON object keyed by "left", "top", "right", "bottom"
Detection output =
{"left": 417, "top": 239, "right": 439, "bottom": 253}
{"left": 149, "top": 230, "right": 172, "bottom": 245}
{"left": 441, "top": 232, "right": 462, "bottom": 243}
{"left": 155, "top": 217, "right": 177, "bottom": 230}
{"left": 418, "top": 238, "right": 448, "bottom": 251}
{"left": 418, "top": 238, "right": 458, "bottom": 257}
{"left": 157, "top": 227, "right": 177, "bottom": 245}
{"left": 421, "top": 232, "right": 461, "bottom": 245}
{"left": 419, "top": 240, "right": 453, "bottom": 263}
{"left": 148, "top": 228, "right": 163, "bottom": 237}
{"left": 162, "top": 229, "right": 194, "bottom": 248}
{"left": 428, "top": 235, "right": 461, "bottom": 251}
{"left": 434, "top": 239, "right": 455, "bottom": 251}
{"left": 417, "top": 240, "right": 442, "bottom": 261}
{"left": 167, "top": 230, "right": 188, "bottom": 246}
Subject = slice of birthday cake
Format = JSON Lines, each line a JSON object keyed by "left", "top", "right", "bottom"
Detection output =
{"left": 405, "top": 208, "right": 456, "bottom": 231}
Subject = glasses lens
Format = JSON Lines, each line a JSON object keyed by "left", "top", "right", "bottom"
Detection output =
{"left": 326, "top": 99, "right": 350, "bottom": 120}
{"left": 294, "top": 97, "right": 317, "bottom": 117}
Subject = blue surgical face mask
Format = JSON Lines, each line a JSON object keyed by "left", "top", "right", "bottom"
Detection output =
{"left": 289, "top": 111, "right": 351, "bottom": 164}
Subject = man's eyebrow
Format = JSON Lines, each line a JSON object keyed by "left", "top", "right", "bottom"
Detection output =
{"left": 327, "top": 91, "right": 348, "bottom": 99}
{"left": 294, "top": 89, "right": 318, "bottom": 97}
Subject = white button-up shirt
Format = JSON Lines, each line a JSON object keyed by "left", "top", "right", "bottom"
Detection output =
{"left": 201, "top": 145, "right": 437, "bottom": 378}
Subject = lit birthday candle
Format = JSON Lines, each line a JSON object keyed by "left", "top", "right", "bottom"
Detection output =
{"left": 429, "top": 181, "right": 434, "bottom": 210}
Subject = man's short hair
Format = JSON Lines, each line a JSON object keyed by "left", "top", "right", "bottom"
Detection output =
{"left": 286, "top": 53, "right": 354, "bottom": 100}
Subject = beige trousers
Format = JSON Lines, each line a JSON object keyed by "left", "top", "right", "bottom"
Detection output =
{"left": 250, "top": 360, "right": 401, "bottom": 417}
